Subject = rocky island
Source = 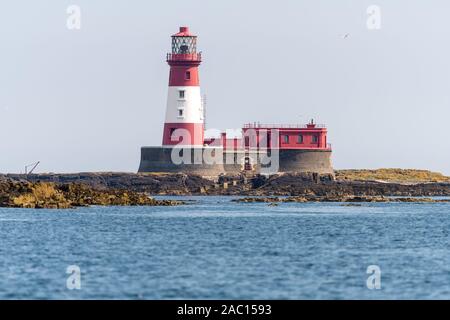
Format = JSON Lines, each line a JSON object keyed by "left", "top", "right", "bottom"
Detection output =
{"left": 0, "top": 169, "right": 449, "bottom": 208}
{"left": 0, "top": 179, "right": 183, "bottom": 209}
{"left": 233, "top": 195, "right": 450, "bottom": 204}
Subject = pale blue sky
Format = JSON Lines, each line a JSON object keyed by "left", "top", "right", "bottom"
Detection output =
{"left": 1, "top": 0, "right": 449, "bottom": 174}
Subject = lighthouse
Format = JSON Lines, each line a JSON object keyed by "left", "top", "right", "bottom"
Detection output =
{"left": 162, "top": 27, "right": 204, "bottom": 147}
{"left": 138, "top": 26, "right": 334, "bottom": 176}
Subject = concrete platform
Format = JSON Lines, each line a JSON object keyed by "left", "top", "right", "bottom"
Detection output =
{"left": 138, "top": 146, "right": 333, "bottom": 176}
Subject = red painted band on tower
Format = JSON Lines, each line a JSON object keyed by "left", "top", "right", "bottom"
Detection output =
{"left": 162, "top": 123, "right": 205, "bottom": 146}
{"left": 169, "top": 66, "right": 200, "bottom": 87}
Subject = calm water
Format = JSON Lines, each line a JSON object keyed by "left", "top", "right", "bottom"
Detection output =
{"left": 0, "top": 196, "right": 449, "bottom": 300}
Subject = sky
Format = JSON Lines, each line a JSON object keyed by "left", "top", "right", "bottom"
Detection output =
{"left": 0, "top": 0, "right": 449, "bottom": 174}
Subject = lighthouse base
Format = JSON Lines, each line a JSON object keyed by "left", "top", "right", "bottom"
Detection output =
{"left": 138, "top": 147, "right": 225, "bottom": 177}
{"left": 138, "top": 147, "right": 333, "bottom": 177}
{"left": 278, "top": 149, "right": 334, "bottom": 174}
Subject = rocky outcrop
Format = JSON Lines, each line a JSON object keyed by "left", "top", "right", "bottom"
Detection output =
{"left": 3, "top": 172, "right": 214, "bottom": 195}
{"left": 0, "top": 179, "right": 183, "bottom": 209}
{"left": 1, "top": 172, "right": 449, "bottom": 197}
{"left": 233, "top": 196, "right": 450, "bottom": 203}
{"left": 243, "top": 174, "right": 450, "bottom": 197}
{"left": 335, "top": 169, "right": 450, "bottom": 184}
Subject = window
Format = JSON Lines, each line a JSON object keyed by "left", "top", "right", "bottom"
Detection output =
{"left": 172, "top": 35, "right": 197, "bottom": 54}
{"left": 283, "top": 135, "right": 289, "bottom": 144}
{"left": 297, "top": 134, "right": 303, "bottom": 144}
{"left": 312, "top": 135, "right": 319, "bottom": 143}
{"left": 185, "top": 71, "right": 191, "bottom": 80}
{"left": 179, "top": 90, "right": 185, "bottom": 99}
{"left": 178, "top": 109, "right": 184, "bottom": 117}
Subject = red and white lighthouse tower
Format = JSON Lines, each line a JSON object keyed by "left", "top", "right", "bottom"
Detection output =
{"left": 162, "top": 27, "right": 204, "bottom": 147}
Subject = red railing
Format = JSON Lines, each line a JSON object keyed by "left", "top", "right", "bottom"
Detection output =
{"left": 167, "top": 53, "right": 202, "bottom": 62}
{"left": 242, "top": 144, "right": 333, "bottom": 151}
{"left": 243, "top": 123, "right": 327, "bottom": 129}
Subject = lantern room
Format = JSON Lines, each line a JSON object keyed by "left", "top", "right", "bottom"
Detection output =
{"left": 167, "top": 27, "right": 202, "bottom": 65}
{"left": 171, "top": 27, "right": 197, "bottom": 54}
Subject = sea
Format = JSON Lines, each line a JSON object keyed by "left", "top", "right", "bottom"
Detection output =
{"left": 0, "top": 196, "right": 449, "bottom": 299}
